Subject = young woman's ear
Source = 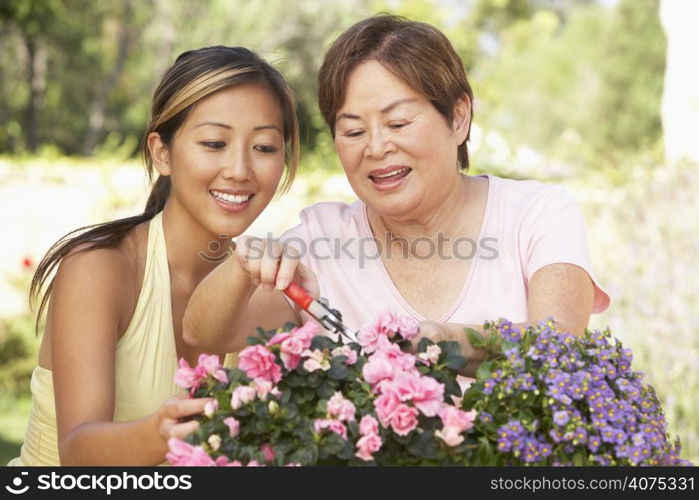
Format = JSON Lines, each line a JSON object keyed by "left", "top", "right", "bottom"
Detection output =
{"left": 147, "top": 132, "right": 171, "bottom": 176}
{"left": 452, "top": 95, "right": 472, "bottom": 146}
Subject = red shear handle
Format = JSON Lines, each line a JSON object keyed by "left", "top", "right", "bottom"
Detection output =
{"left": 284, "top": 282, "right": 313, "bottom": 310}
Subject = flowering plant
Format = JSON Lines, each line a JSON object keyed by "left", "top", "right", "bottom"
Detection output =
{"left": 461, "top": 319, "right": 691, "bottom": 466}
{"left": 167, "top": 312, "right": 477, "bottom": 466}
{"left": 166, "top": 313, "right": 691, "bottom": 466}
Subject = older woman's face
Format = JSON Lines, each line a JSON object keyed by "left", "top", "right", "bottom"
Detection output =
{"left": 334, "top": 60, "right": 468, "bottom": 219}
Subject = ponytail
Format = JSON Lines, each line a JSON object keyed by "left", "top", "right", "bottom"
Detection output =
{"left": 30, "top": 176, "right": 171, "bottom": 334}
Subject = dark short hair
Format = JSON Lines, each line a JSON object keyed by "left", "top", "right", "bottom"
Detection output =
{"left": 318, "top": 15, "right": 474, "bottom": 169}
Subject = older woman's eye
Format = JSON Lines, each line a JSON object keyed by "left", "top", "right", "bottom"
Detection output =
{"left": 388, "top": 122, "right": 408, "bottom": 130}
{"left": 254, "top": 144, "right": 279, "bottom": 154}
{"left": 343, "top": 129, "right": 365, "bottom": 138}
{"left": 200, "top": 141, "right": 226, "bottom": 149}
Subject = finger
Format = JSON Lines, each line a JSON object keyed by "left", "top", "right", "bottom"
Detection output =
{"left": 295, "top": 263, "right": 320, "bottom": 299}
{"left": 162, "top": 397, "right": 213, "bottom": 419}
{"left": 243, "top": 237, "right": 265, "bottom": 285}
{"left": 168, "top": 420, "right": 201, "bottom": 440}
{"left": 259, "top": 239, "right": 282, "bottom": 290}
{"left": 275, "top": 245, "right": 301, "bottom": 291}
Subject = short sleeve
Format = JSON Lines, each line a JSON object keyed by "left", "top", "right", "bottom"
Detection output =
{"left": 520, "top": 185, "right": 610, "bottom": 313}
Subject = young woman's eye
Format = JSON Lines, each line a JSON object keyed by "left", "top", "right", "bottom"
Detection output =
{"left": 254, "top": 145, "right": 278, "bottom": 154}
{"left": 200, "top": 141, "right": 226, "bottom": 149}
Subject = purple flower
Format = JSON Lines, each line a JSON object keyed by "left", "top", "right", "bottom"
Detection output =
{"left": 553, "top": 411, "right": 569, "bottom": 426}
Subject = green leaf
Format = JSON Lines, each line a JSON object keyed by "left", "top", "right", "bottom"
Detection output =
{"left": 476, "top": 360, "right": 494, "bottom": 381}
{"left": 246, "top": 336, "right": 265, "bottom": 346}
{"left": 417, "top": 337, "right": 434, "bottom": 352}
{"left": 466, "top": 327, "right": 486, "bottom": 348}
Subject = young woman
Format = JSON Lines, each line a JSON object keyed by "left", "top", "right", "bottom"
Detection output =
{"left": 8, "top": 45, "right": 299, "bottom": 466}
{"left": 182, "top": 16, "right": 609, "bottom": 377}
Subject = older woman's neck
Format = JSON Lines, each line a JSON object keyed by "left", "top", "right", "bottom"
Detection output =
{"left": 370, "top": 173, "right": 478, "bottom": 240}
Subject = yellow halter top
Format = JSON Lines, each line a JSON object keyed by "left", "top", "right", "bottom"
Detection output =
{"left": 8, "top": 212, "right": 179, "bottom": 465}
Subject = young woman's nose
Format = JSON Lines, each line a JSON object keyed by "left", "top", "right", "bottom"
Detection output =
{"left": 221, "top": 148, "right": 252, "bottom": 181}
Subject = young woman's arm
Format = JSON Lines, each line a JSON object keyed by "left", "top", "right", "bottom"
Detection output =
{"left": 50, "top": 247, "right": 209, "bottom": 465}
{"left": 183, "top": 237, "right": 317, "bottom": 353}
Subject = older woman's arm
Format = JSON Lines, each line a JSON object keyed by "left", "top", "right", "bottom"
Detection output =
{"left": 414, "top": 263, "right": 595, "bottom": 377}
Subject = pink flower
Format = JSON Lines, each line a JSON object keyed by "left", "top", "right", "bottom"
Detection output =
{"left": 355, "top": 433, "right": 383, "bottom": 461}
{"left": 390, "top": 372, "right": 444, "bottom": 417}
{"left": 362, "top": 354, "right": 397, "bottom": 386}
{"left": 261, "top": 443, "right": 276, "bottom": 463}
{"left": 332, "top": 345, "right": 358, "bottom": 365}
{"left": 397, "top": 315, "right": 419, "bottom": 340}
{"left": 198, "top": 354, "right": 228, "bottom": 383}
{"left": 374, "top": 388, "right": 401, "bottom": 427}
{"left": 231, "top": 385, "right": 256, "bottom": 410}
{"left": 204, "top": 399, "right": 218, "bottom": 418}
{"left": 389, "top": 404, "right": 419, "bottom": 436}
{"left": 253, "top": 379, "right": 276, "bottom": 400}
{"left": 374, "top": 342, "right": 415, "bottom": 371}
{"left": 314, "top": 418, "right": 348, "bottom": 439}
{"left": 291, "top": 321, "right": 319, "bottom": 349}
{"left": 174, "top": 358, "right": 204, "bottom": 390}
{"left": 223, "top": 417, "right": 240, "bottom": 437}
{"left": 166, "top": 438, "right": 215, "bottom": 466}
{"left": 359, "top": 415, "right": 379, "bottom": 436}
{"left": 375, "top": 310, "right": 402, "bottom": 338}
{"left": 266, "top": 331, "right": 291, "bottom": 346}
{"left": 327, "top": 392, "right": 356, "bottom": 422}
{"left": 438, "top": 406, "right": 476, "bottom": 432}
{"left": 280, "top": 337, "right": 304, "bottom": 370}
{"left": 238, "top": 345, "right": 282, "bottom": 383}
{"left": 435, "top": 426, "right": 465, "bottom": 447}
{"left": 357, "top": 326, "right": 383, "bottom": 353}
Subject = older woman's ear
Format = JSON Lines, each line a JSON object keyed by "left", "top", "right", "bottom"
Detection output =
{"left": 452, "top": 96, "right": 472, "bottom": 146}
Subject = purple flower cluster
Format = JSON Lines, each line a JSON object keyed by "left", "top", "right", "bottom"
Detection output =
{"left": 466, "top": 319, "right": 691, "bottom": 466}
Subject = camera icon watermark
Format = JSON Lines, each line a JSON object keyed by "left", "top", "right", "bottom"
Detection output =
{"left": 5, "top": 471, "right": 29, "bottom": 495}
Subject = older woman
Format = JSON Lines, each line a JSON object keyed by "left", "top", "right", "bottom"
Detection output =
{"left": 183, "top": 15, "right": 609, "bottom": 376}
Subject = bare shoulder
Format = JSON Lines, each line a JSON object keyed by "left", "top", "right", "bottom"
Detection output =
{"left": 52, "top": 221, "right": 150, "bottom": 327}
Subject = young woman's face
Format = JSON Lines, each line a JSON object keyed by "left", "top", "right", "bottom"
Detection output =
{"left": 333, "top": 60, "right": 469, "bottom": 220}
{"left": 158, "top": 83, "right": 285, "bottom": 238}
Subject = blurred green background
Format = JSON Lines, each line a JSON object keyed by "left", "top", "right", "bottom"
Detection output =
{"left": 1, "top": 0, "right": 697, "bottom": 465}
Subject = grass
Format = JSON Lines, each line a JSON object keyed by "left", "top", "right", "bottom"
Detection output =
{"left": 0, "top": 394, "right": 31, "bottom": 465}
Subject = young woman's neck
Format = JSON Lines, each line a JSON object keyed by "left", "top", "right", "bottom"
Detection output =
{"left": 160, "top": 203, "right": 229, "bottom": 288}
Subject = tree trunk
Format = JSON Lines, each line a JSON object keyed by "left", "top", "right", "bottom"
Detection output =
{"left": 22, "top": 35, "right": 47, "bottom": 153}
{"left": 660, "top": 0, "right": 699, "bottom": 163}
{"left": 82, "top": 1, "right": 133, "bottom": 156}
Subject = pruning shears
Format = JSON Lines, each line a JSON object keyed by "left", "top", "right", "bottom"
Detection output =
{"left": 283, "top": 283, "right": 357, "bottom": 343}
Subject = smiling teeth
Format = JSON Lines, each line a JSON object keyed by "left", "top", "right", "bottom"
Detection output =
{"left": 211, "top": 190, "right": 252, "bottom": 204}
{"left": 373, "top": 168, "right": 410, "bottom": 179}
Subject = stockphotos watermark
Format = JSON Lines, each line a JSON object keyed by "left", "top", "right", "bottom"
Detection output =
{"left": 3, "top": 470, "right": 192, "bottom": 496}
{"left": 199, "top": 233, "right": 500, "bottom": 268}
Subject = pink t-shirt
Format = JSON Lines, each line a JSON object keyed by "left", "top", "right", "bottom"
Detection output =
{"left": 281, "top": 174, "right": 609, "bottom": 333}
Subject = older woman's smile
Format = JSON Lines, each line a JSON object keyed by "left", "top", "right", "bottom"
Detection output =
{"left": 368, "top": 165, "right": 412, "bottom": 189}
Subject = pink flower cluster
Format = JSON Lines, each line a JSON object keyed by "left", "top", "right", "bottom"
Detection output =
{"left": 358, "top": 310, "right": 453, "bottom": 438}
{"left": 314, "top": 392, "right": 356, "bottom": 440}
{"left": 237, "top": 321, "right": 319, "bottom": 383}
{"left": 174, "top": 354, "right": 228, "bottom": 392}
{"left": 435, "top": 406, "right": 476, "bottom": 447}
{"left": 357, "top": 310, "right": 418, "bottom": 354}
{"left": 167, "top": 438, "right": 242, "bottom": 466}
{"left": 355, "top": 415, "right": 382, "bottom": 461}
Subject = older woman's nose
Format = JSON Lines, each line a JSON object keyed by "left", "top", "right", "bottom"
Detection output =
{"left": 365, "top": 128, "right": 395, "bottom": 159}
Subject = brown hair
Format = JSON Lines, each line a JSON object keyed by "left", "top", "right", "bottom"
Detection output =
{"left": 318, "top": 14, "right": 474, "bottom": 169}
{"left": 31, "top": 46, "right": 300, "bottom": 332}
